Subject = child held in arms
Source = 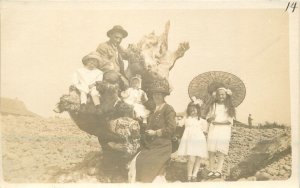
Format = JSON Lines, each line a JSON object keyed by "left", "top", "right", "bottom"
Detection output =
{"left": 121, "top": 75, "right": 149, "bottom": 123}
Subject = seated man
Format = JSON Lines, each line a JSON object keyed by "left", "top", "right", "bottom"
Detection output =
{"left": 96, "top": 25, "right": 130, "bottom": 88}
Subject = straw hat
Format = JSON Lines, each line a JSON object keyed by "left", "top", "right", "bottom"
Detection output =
{"left": 188, "top": 71, "right": 246, "bottom": 107}
{"left": 107, "top": 25, "right": 128, "bottom": 38}
{"left": 82, "top": 51, "right": 101, "bottom": 65}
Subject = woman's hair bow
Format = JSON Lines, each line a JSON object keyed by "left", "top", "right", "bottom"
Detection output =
{"left": 212, "top": 87, "right": 233, "bottom": 96}
{"left": 191, "top": 96, "right": 203, "bottom": 106}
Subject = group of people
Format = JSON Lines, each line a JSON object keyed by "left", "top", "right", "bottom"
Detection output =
{"left": 69, "top": 50, "right": 149, "bottom": 120}
{"left": 127, "top": 84, "right": 236, "bottom": 183}
{"left": 175, "top": 87, "right": 235, "bottom": 182}
{"left": 54, "top": 25, "right": 136, "bottom": 114}
{"left": 53, "top": 24, "right": 237, "bottom": 183}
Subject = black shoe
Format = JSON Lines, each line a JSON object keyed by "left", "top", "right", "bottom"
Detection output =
{"left": 191, "top": 176, "right": 197, "bottom": 182}
{"left": 212, "top": 171, "right": 222, "bottom": 179}
{"left": 95, "top": 105, "right": 103, "bottom": 115}
{"left": 207, "top": 171, "right": 215, "bottom": 179}
{"left": 79, "top": 104, "right": 87, "bottom": 113}
{"left": 186, "top": 176, "right": 192, "bottom": 182}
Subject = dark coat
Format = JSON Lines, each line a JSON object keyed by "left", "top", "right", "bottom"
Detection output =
{"left": 96, "top": 41, "right": 128, "bottom": 76}
{"left": 136, "top": 103, "right": 176, "bottom": 182}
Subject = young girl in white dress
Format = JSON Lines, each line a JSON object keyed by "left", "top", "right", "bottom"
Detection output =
{"left": 206, "top": 87, "right": 235, "bottom": 179}
{"left": 177, "top": 97, "right": 208, "bottom": 182}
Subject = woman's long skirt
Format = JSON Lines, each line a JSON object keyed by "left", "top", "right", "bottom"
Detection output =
{"left": 135, "top": 138, "right": 172, "bottom": 182}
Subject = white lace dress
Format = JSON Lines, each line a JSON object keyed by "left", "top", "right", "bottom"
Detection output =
{"left": 207, "top": 103, "right": 234, "bottom": 155}
{"left": 177, "top": 117, "right": 208, "bottom": 158}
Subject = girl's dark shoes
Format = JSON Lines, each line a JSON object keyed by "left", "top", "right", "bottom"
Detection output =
{"left": 95, "top": 105, "right": 103, "bottom": 115}
{"left": 186, "top": 176, "right": 192, "bottom": 182}
{"left": 79, "top": 104, "right": 87, "bottom": 113}
{"left": 212, "top": 171, "right": 222, "bottom": 179}
{"left": 185, "top": 176, "right": 197, "bottom": 182}
{"left": 207, "top": 171, "right": 215, "bottom": 179}
{"left": 207, "top": 171, "right": 222, "bottom": 180}
{"left": 191, "top": 176, "right": 197, "bottom": 182}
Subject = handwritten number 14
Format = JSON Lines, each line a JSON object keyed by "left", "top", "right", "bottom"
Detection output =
{"left": 285, "top": 2, "right": 298, "bottom": 12}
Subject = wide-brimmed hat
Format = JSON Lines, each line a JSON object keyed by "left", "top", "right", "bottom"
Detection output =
{"left": 148, "top": 78, "right": 171, "bottom": 95}
{"left": 188, "top": 71, "right": 246, "bottom": 107}
{"left": 107, "top": 25, "right": 128, "bottom": 38}
{"left": 82, "top": 51, "right": 101, "bottom": 65}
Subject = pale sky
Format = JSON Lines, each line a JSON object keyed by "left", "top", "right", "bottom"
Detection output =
{"left": 1, "top": 6, "right": 291, "bottom": 125}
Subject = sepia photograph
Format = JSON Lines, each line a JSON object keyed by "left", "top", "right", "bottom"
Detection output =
{"left": 0, "top": 1, "right": 299, "bottom": 187}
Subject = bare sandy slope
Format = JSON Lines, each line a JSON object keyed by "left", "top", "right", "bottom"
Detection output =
{"left": 1, "top": 114, "right": 291, "bottom": 183}
{"left": 1, "top": 115, "right": 100, "bottom": 183}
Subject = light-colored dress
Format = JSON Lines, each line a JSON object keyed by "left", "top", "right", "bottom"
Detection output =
{"left": 177, "top": 117, "right": 208, "bottom": 158}
{"left": 122, "top": 88, "right": 149, "bottom": 118}
{"left": 72, "top": 67, "right": 103, "bottom": 104}
{"left": 206, "top": 103, "right": 234, "bottom": 155}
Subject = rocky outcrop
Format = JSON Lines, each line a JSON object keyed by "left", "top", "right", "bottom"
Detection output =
{"left": 0, "top": 97, "right": 37, "bottom": 116}
{"left": 229, "top": 133, "right": 291, "bottom": 180}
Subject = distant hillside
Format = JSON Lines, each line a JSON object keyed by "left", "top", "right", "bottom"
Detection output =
{"left": 0, "top": 97, "right": 37, "bottom": 117}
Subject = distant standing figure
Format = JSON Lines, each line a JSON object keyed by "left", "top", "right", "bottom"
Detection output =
{"left": 248, "top": 114, "right": 253, "bottom": 127}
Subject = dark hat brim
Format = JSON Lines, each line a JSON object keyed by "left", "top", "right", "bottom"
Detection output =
{"left": 107, "top": 28, "right": 128, "bottom": 38}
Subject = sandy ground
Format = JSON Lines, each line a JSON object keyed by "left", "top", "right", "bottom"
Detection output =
{"left": 1, "top": 114, "right": 291, "bottom": 183}
{"left": 1, "top": 115, "right": 100, "bottom": 183}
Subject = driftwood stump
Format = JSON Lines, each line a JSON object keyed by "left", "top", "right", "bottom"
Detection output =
{"left": 229, "top": 133, "right": 291, "bottom": 180}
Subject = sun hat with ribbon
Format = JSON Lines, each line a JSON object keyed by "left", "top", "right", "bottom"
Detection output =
{"left": 188, "top": 71, "right": 246, "bottom": 107}
{"left": 82, "top": 51, "right": 102, "bottom": 65}
{"left": 190, "top": 96, "right": 203, "bottom": 106}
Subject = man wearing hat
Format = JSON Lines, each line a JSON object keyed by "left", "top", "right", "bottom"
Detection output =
{"left": 96, "top": 25, "right": 129, "bottom": 79}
